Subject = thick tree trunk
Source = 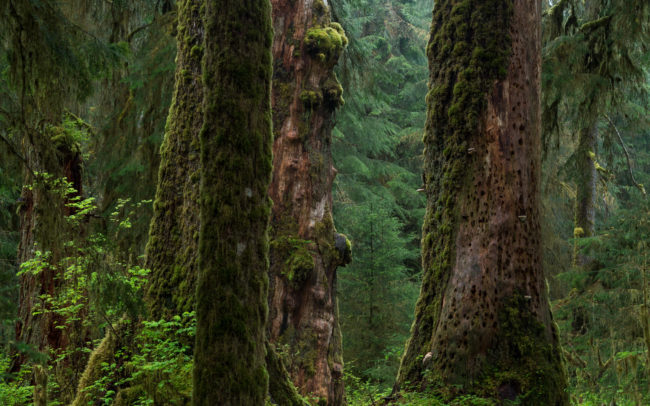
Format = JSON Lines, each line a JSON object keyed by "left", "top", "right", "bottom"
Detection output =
{"left": 193, "top": 0, "right": 274, "bottom": 404}
{"left": 396, "top": 0, "right": 568, "bottom": 404}
{"left": 7, "top": 1, "right": 90, "bottom": 400}
{"left": 15, "top": 134, "right": 86, "bottom": 401}
{"left": 76, "top": 2, "right": 303, "bottom": 403}
{"left": 268, "top": 0, "right": 350, "bottom": 403}
{"left": 144, "top": 0, "right": 202, "bottom": 320}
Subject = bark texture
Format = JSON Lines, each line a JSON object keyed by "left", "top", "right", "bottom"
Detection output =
{"left": 5, "top": 0, "right": 90, "bottom": 400}
{"left": 193, "top": 0, "right": 274, "bottom": 404}
{"left": 268, "top": 0, "right": 350, "bottom": 403}
{"left": 396, "top": 0, "right": 568, "bottom": 403}
{"left": 144, "top": 0, "right": 202, "bottom": 320}
{"left": 573, "top": 122, "right": 598, "bottom": 263}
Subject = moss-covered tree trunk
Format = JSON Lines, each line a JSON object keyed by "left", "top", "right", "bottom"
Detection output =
{"left": 573, "top": 122, "right": 598, "bottom": 264}
{"left": 395, "top": 0, "right": 568, "bottom": 403}
{"left": 193, "top": 0, "right": 273, "bottom": 404}
{"left": 268, "top": 0, "right": 350, "bottom": 403}
{"left": 144, "top": 0, "right": 202, "bottom": 320}
{"left": 5, "top": 0, "right": 90, "bottom": 401}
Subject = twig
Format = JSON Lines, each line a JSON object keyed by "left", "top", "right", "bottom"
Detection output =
{"left": 604, "top": 114, "right": 646, "bottom": 197}
{"left": 0, "top": 132, "right": 35, "bottom": 176}
{"left": 127, "top": 10, "right": 177, "bottom": 42}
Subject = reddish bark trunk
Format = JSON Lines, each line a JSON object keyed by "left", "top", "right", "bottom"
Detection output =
{"left": 268, "top": 0, "right": 350, "bottom": 403}
{"left": 396, "top": 0, "right": 568, "bottom": 403}
{"left": 14, "top": 135, "right": 87, "bottom": 401}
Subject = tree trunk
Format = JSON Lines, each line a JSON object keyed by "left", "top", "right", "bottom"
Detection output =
{"left": 396, "top": 0, "right": 568, "bottom": 403}
{"left": 6, "top": 0, "right": 90, "bottom": 400}
{"left": 573, "top": 122, "right": 598, "bottom": 264}
{"left": 267, "top": 0, "right": 350, "bottom": 403}
{"left": 193, "top": 0, "right": 274, "bottom": 404}
{"left": 144, "top": 0, "right": 202, "bottom": 321}
{"left": 75, "top": 1, "right": 303, "bottom": 403}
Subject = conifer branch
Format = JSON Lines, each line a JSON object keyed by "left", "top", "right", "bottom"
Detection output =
{"left": 604, "top": 114, "right": 646, "bottom": 197}
{"left": 0, "top": 132, "right": 35, "bottom": 177}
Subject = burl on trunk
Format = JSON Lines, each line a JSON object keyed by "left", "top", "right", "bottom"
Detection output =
{"left": 268, "top": 0, "right": 350, "bottom": 403}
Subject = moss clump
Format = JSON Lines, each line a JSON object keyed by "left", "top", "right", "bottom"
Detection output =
{"left": 300, "top": 89, "right": 323, "bottom": 108}
{"left": 313, "top": 0, "right": 327, "bottom": 16}
{"left": 476, "top": 293, "right": 567, "bottom": 405}
{"left": 285, "top": 245, "right": 315, "bottom": 288}
{"left": 47, "top": 121, "right": 85, "bottom": 157}
{"left": 271, "top": 235, "right": 315, "bottom": 289}
{"left": 573, "top": 227, "right": 585, "bottom": 238}
{"left": 304, "top": 24, "right": 348, "bottom": 66}
{"left": 322, "top": 75, "right": 344, "bottom": 109}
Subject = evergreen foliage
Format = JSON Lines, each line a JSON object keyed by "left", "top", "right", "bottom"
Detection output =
{"left": 0, "top": 1, "right": 648, "bottom": 405}
{"left": 331, "top": 0, "right": 428, "bottom": 388}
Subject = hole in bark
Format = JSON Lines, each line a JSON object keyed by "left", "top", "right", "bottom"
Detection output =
{"left": 498, "top": 380, "right": 521, "bottom": 401}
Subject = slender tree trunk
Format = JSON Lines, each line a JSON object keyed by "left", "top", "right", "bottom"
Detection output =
{"left": 193, "top": 0, "right": 273, "bottom": 404}
{"left": 396, "top": 0, "right": 568, "bottom": 403}
{"left": 573, "top": 122, "right": 598, "bottom": 264}
{"left": 268, "top": 0, "right": 350, "bottom": 403}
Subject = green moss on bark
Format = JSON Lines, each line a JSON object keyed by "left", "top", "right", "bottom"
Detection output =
{"left": 193, "top": 0, "right": 274, "bottom": 404}
{"left": 396, "top": 0, "right": 569, "bottom": 402}
{"left": 398, "top": 0, "right": 514, "bottom": 387}
{"left": 145, "top": 0, "right": 203, "bottom": 321}
{"left": 271, "top": 234, "right": 315, "bottom": 289}
{"left": 267, "top": 341, "right": 309, "bottom": 406}
{"left": 304, "top": 24, "right": 348, "bottom": 67}
{"left": 300, "top": 90, "right": 323, "bottom": 109}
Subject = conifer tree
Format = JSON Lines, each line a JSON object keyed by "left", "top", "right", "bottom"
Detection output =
{"left": 267, "top": 0, "right": 350, "bottom": 403}
{"left": 396, "top": 0, "right": 569, "bottom": 403}
{"left": 144, "top": 0, "right": 202, "bottom": 321}
{"left": 193, "top": 0, "right": 274, "bottom": 404}
{"left": 1, "top": 0, "right": 99, "bottom": 400}
{"left": 542, "top": 0, "right": 650, "bottom": 263}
